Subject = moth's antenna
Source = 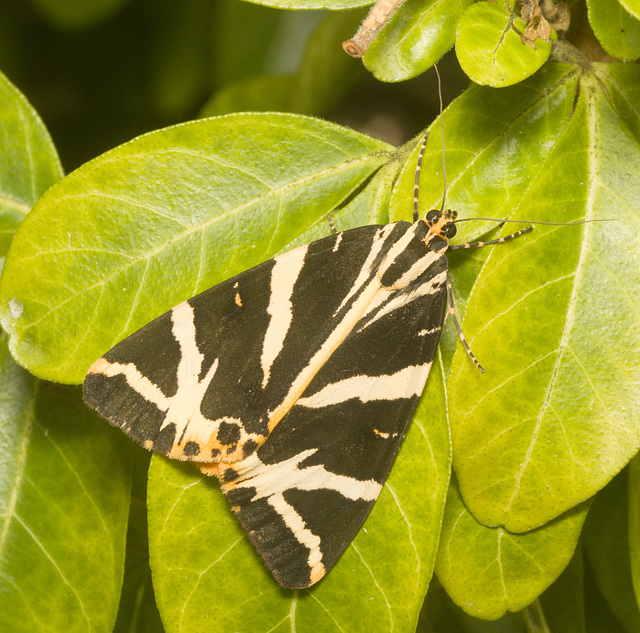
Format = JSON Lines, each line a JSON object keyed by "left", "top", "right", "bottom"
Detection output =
{"left": 454, "top": 217, "right": 614, "bottom": 226}
{"left": 413, "top": 64, "right": 446, "bottom": 223}
{"left": 434, "top": 63, "right": 447, "bottom": 214}
{"left": 413, "top": 130, "right": 429, "bottom": 223}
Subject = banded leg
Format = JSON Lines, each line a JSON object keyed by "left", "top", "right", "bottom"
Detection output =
{"left": 445, "top": 272, "right": 485, "bottom": 373}
{"left": 327, "top": 213, "right": 338, "bottom": 235}
{"left": 446, "top": 225, "right": 532, "bottom": 372}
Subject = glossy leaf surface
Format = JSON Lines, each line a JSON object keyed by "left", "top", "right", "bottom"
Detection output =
{"left": 0, "top": 113, "right": 393, "bottom": 384}
{"left": 445, "top": 65, "right": 640, "bottom": 532}
{"left": 0, "top": 347, "right": 131, "bottom": 632}
{"left": 435, "top": 476, "right": 588, "bottom": 620}
{"left": 0, "top": 70, "right": 62, "bottom": 258}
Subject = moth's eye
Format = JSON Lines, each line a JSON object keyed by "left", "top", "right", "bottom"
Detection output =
{"left": 426, "top": 210, "right": 440, "bottom": 224}
{"left": 444, "top": 223, "right": 457, "bottom": 239}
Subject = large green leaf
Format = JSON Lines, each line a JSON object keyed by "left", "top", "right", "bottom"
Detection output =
{"left": 444, "top": 64, "right": 640, "bottom": 532}
{"left": 0, "top": 113, "right": 393, "bottom": 384}
{"left": 0, "top": 341, "right": 132, "bottom": 632}
{"left": 0, "top": 71, "right": 131, "bottom": 633}
{"left": 596, "top": 64, "right": 640, "bottom": 144}
{"left": 148, "top": 358, "right": 450, "bottom": 633}
{"left": 0, "top": 70, "right": 62, "bottom": 259}
{"left": 435, "top": 475, "right": 588, "bottom": 620}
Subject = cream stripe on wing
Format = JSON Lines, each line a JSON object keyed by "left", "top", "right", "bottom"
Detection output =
{"left": 296, "top": 364, "right": 431, "bottom": 408}
{"left": 88, "top": 301, "right": 242, "bottom": 458}
{"left": 268, "top": 492, "right": 325, "bottom": 582}
{"left": 160, "top": 302, "right": 219, "bottom": 438}
{"left": 226, "top": 450, "right": 383, "bottom": 501}
{"left": 333, "top": 224, "right": 397, "bottom": 316}
{"left": 361, "top": 269, "right": 447, "bottom": 330}
{"left": 90, "top": 359, "right": 169, "bottom": 410}
{"left": 261, "top": 244, "right": 309, "bottom": 388}
{"left": 263, "top": 224, "right": 423, "bottom": 433}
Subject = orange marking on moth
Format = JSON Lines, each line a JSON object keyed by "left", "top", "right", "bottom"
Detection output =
{"left": 310, "top": 561, "right": 327, "bottom": 584}
{"left": 197, "top": 462, "right": 220, "bottom": 477}
{"left": 87, "top": 357, "right": 111, "bottom": 374}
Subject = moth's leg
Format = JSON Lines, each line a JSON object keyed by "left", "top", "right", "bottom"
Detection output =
{"left": 445, "top": 272, "right": 484, "bottom": 373}
{"left": 327, "top": 213, "right": 338, "bottom": 235}
{"left": 446, "top": 226, "right": 532, "bottom": 372}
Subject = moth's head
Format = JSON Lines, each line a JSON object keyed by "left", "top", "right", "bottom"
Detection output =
{"left": 425, "top": 209, "right": 457, "bottom": 240}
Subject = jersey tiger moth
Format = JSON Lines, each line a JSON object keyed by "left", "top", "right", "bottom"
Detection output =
{"left": 82, "top": 130, "right": 532, "bottom": 589}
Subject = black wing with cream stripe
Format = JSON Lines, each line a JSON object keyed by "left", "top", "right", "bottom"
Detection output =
{"left": 84, "top": 222, "right": 418, "bottom": 463}
{"left": 219, "top": 250, "right": 448, "bottom": 587}
{"left": 83, "top": 214, "right": 454, "bottom": 588}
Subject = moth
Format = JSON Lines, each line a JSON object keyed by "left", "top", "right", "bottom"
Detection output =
{"left": 83, "top": 132, "right": 531, "bottom": 589}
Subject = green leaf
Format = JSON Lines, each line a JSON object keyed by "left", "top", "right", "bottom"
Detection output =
{"left": 446, "top": 65, "right": 640, "bottom": 532}
{"left": 28, "top": 0, "right": 131, "bottom": 29}
{"left": 285, "top": 148, "right": 406, "bottom": 251}
{"left": 211, "top": 0, "right": 284, "bottom": 86}
{"left": 148, "top": 357, "right": 450, "bottom": 633}
{"left": 435, "top": 476, "right": 588, "bottom": 621}
{"left": 583, "top": 469, "right": 640, "bottom": 633}
{"left": 0, "top": 73, "right": 130, "bottom": 631}
{"left": 587, "top": 0, "right": 640, "bottom": 61}
{"left": 0, "top": 341, "right": 131, "bottom": 632}
{"left": 455, "top": 2, "right": 553, "bottom": 87}
{"left": 0, "top": 113, "right": 393, "bottom": 384}
{"left": 619, "top": 0, "right": 640, "bottom": 19}
{"left": 294, "top": 10, "right": 368, "bottom": 112}
{"left": 0, "top": 70, "right": 62, "bottom": 259}
{"left": 363, "top": 0, "right": 473, "bottom": 82}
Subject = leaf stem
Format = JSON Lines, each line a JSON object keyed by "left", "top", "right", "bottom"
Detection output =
{"left": 521, "top": 599, "right": 551, "bottom": 633}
